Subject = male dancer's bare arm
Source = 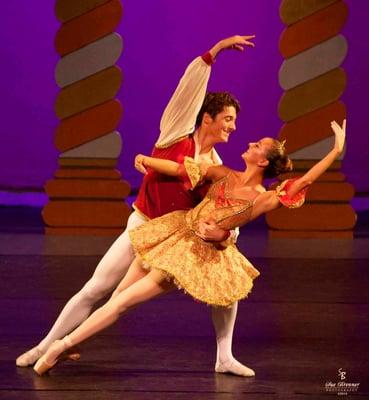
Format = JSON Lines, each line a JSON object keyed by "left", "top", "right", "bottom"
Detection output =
{"left": 208, "top": 35, "right": 255, "bottom": 58}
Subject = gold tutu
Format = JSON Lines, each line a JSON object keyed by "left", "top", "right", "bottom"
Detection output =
{"left": 129, "top": 158, "right": 307, "bottom": 307}
{"left": 129, "top": 209, "right": 260, "bottom": 307}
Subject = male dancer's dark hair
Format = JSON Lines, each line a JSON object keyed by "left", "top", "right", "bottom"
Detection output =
{"left": 196, "top": 92, "right": 240, "bottom": 126}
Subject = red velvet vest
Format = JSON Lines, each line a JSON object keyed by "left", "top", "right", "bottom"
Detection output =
{"left": 133, "top": 136, "right": 210, "bottom": 219}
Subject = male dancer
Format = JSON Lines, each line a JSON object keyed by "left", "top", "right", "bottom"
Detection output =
{"left": 17, "top": 34, "right": 255, "bottom": 376}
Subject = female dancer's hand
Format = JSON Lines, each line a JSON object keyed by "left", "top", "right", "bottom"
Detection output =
{"left": 209, "top": 35, "right": 255, "bottom": 58}
{"left": 281, "top": 118, "right": 348, "bottom": 201}
{"left": 134, "top": 154, "right": 147, "bottom": 174}
{"left": 331, "top": 119, "right": 346, "bottom": 153}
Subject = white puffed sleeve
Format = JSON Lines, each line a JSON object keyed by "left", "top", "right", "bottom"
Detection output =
{"left": 156, "top": 54, "right": 213, "bottom": 148}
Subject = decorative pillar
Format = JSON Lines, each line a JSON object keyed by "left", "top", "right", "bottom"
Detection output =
{"left": 267, "top": 0, "right": 356, "bottom": 238}
{"left": 43, "top": 0, "right": 131, "bottom": 236}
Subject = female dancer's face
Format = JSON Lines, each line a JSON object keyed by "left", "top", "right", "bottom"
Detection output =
{"left": 241, "top": 137, "right": 274, "bottom": 165}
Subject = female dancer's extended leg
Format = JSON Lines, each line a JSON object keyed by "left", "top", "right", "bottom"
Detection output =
{"left": 110, "top": 257, "right": 149, "bottom": 297}
{"left": 34, "top": 266, "right": 175, "bottom": 375}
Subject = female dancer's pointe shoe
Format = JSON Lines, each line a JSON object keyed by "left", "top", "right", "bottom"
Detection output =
{"left": 16, "top": 346, "right": 44, "bottom": 367}
{"left": 33, "top": 353, "right": 59, "bottom": 376}
{"left": 33, "top": 337, "right": 74, "bottom": 376}
{"left": 215, "top": 358, "right": 255, "bottom": 377}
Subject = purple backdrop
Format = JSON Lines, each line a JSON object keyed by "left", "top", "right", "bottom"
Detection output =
{"left": 0, "top": 1, "right": 368, "bottom": 194}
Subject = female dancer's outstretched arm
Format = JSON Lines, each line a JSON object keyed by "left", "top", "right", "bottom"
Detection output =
{"left": 134, "top": 154, "right": 228, "bottom": 183}
{"left": 136, "top": 119, "right": 346, "bottom": 200}
{"left": 260, "top": 119, "right": 346, "bottom": 214}
{"left": 282, "top": 120, "right": 345, "bottom": 197}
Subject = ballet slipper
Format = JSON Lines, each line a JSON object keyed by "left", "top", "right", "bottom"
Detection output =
{"left": 215, "top": 358, "right": 255, "bottom": 377}
{"left": 16, "top": 346, "right": 45, "bottom": 367}
{"left": 16, "top": 344, "right": 80, "bottom": 367}
{"left": 33, "top": 336, "right": 74, "bottom": 376}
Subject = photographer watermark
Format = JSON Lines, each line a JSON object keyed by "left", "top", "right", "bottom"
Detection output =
{"left": 324, "top": 368, "right": 360, "bottom": 396}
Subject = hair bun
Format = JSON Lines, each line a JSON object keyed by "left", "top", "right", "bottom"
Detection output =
{"left": 264, "top": 144, "right": 294, "bottom": 178}
{"left": 285, "top": 157, "right": 293, "bottom": 173}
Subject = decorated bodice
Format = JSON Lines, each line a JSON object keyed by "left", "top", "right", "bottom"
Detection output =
{"left": 182, "top": 157, "right": 307, "bottom": 233}
{"left": 185, "top": 176, "right": 255, "bottom": 232}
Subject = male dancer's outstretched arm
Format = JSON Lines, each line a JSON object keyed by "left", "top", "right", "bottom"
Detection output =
{"left": 16, "top": 35, "right": 255, "bottom": 372}
{"left": 155, "top": 35, "right": 255, "bottom": 150}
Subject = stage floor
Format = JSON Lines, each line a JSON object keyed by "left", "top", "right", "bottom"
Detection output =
{"left": 3, "top": 336, "right": 368, "bottom": 399}
{"left": 0, "top": 205, "right": 368, "bottom": 398}
{"left": 1, "top": 251, "right": 368, "bottom": 399}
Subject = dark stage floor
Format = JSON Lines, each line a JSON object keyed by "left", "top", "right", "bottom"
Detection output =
{"left": 1, "top": 252, "right": 368, "bottom": 399}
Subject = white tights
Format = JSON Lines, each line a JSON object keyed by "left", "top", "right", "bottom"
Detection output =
{"left": 20, "top": 211, "right": 251, "bottom": 374}
{"left": 40, "top": 259, "right": 254, "bottom": 376}
{"left": 65, "top": 259, "right": 174, "bottom": 346}
{"left": 37, "top": 211, "right": 145, "bottom": 351}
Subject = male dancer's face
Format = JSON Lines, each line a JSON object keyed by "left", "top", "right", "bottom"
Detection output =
{"left": 207, "top": 106, "right": 237, "bottom": 144}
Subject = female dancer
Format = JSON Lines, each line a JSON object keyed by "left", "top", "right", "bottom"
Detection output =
{"left": 33, "top": 119, "right": 346, "bottom": 376}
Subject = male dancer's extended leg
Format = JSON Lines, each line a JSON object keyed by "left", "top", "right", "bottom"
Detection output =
{"left": 16, "top": 211, "right": 146, "bottom": 367}
{"left": 212, "top": 303, "right": 255, "bottom": 377}
{"left": 34, "top": 268, "right": 175, "bottom": 375}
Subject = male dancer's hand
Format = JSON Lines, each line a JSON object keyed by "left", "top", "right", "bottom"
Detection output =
{"left": 196, "top": 218, "right": 230, "bottom": 242}
{"left": 209, "top": 35, "right": 256, "bottom": 58}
